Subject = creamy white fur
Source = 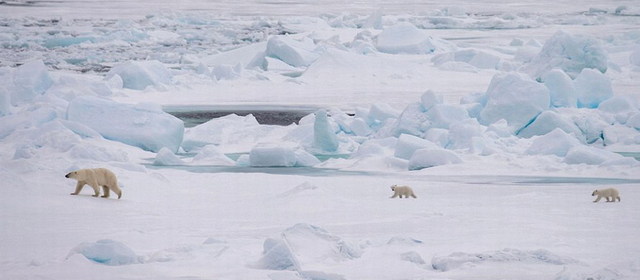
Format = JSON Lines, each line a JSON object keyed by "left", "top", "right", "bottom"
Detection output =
{"left": 390, "top": 185, "right": 417, "bottom": 199}
{"left": 592, "top": 188, "right": 620, "bottom": 203}
{"left": 66, "top": 168, "right": 122, "bottom": 199}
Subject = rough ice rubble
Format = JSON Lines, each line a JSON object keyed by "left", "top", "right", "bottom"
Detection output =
{"left": 67, "top": 96, "right": 184, "bottom": 153}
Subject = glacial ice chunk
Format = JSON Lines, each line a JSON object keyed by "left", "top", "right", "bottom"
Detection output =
{"left": 249, "top": 145, "right": 298, "bottom": 167}
{"left": 517, "top": 110, "right": 582, "bottom": 139}
{"left": 67, "top": 239, "right": 142, "bottom": 266}
{"left": 10, "top": 60, "right": 53, "bottom": 105}
{"left": 376, "top": 22, "right": 436, "bottom": 54}
{"left": 564, "top": 146, "right": 624, "bottom": 165}
{"left": 0, "top": 87, "right": 11, "bottom": 116}
{"left": 524, "top": 31, "right": 607, "bottom": 79}
{"left": 574, "top": 68, "right": 613, "bottom": 109}
{"left": 265, "top": 36, "right": 320, "bottom": 68}
{"left": 66, "top": 96, "right": 184, "bottom": 153}
{"left": 408, "top": 148, "right": 462, "bottom": 170}
{"left": 394, "top": 134, "right": 440, "bottom": 160}
{"left": 425, "top": 104, "right": 469, "bottom": 129}
{"left": 526, "top": 128, "right": 581, "bottom": 157}
{"left": 313, "top": 109, "right": 339, "bottom": 152}
{"left": 256, "top": 223, "right": 361, "bottom": 271}
{"left": 479, "top": 72, "right": 550, "bottom": 131}
{"left": 191, "top": 145, "right": 235, "bottom": 166}
{"left": 153, "top": 147, "right": 186, "bottom": 166}
{"left": 105, "top": 60, "right": 172, "bottom": 90}
{"left": 542, "top": 69, "right": 577, "bottom": 108}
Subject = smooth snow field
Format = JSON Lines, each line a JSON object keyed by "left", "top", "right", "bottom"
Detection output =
{"left": 1, "top": 0, "right": 640, "bottom": 279}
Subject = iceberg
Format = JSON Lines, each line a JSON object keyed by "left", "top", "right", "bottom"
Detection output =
{"left": 66, "top": 96, "right": 184, "bottom": 153}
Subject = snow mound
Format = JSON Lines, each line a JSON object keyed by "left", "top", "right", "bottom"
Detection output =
{"left": 265, "top": 36, "right": 320, "bottom": 68}
{"left": 256, "top": 223, "right": 361, "bottom": 271}
{"left": 408, "top": 148, "right": 462, "bottom": 170}
{"left": 479, "top": 72, "right": 550, "bottom": 131}
{"left": 431, "top": 248, "right": 578, "bottom": 271}
{"left": 524, "top": 31, "right": 607, "bottom": 79}
{"left": 67, "top": 239, "right": 142, "bottom": 266}
{"left": 375, "top": 22, "right": 437, "bottom": 54}
{"left": 66, "top": 96, "right": 184, "bottom": 153}
{"left": 105, "top": 60, "right": 172, "bottom": 90}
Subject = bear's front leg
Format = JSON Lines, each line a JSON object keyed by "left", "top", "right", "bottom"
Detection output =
{"left": 71, "top": 181, "right": 85, "bottom": 195}
{"left": 88, "top": 184, "right": 100, "bottom": 197}
{"left": 593, "top": 196, "right": 602, "bottom": 203}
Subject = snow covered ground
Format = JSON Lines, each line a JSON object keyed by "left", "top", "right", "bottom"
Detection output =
{"left": 1, "top": 0, "right": 640, "bottom": 279}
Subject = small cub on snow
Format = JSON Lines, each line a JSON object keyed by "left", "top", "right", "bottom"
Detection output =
{"left": 390, "top": 185, "right": 417, "bottom": 199}
{"left": 592, "top": 188, "right": 620, "bottom": 203}
{"left": 65, "top": 168, "right": 122, "bottom": 199}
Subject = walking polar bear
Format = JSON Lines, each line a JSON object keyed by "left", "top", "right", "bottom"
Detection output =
{"left": 390, "top": 185, "right": 417, "bottom": 198}
{"left": 592, "top": 188, "right": 620, "bottom": 203}
{"left": 65, "top": 168, "right": 122, "bottom": 199}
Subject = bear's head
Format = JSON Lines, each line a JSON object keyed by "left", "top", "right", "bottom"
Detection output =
{"left": 390, "top": 185, "right": 397, "bottom": 191}
{"left": 592, "top": 190, "right": 599, "bottom": 196}
{"left": 65, "top": 171, "right": 82, "bottom": 180}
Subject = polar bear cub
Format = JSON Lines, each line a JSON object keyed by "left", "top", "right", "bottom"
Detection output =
{"left": 65, "top": 168, "right": 122, "bottom": 199}
{"left": 592, "top": 188, "right": 620, "bottom": 203}
{"left": 390, "top": 185, "right": 417, "bottom": 198}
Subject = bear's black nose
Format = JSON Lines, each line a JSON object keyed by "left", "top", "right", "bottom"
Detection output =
{"left": 65, "top": 173, "right": 70, "bottom": 178}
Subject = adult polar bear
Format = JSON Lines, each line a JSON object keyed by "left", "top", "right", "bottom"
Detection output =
{"left": 65, "top": 168, "right": 122, "bottom": 199}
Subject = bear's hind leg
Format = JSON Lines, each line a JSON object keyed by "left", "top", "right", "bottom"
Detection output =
{"left": 101, "top": 186, "right": 110, "bottom": 198}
